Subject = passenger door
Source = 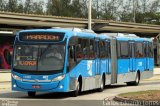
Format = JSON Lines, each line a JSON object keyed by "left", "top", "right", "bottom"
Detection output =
{"left": 95, "top": 40, "right": 100, "bottom": 75}
{"left": 129, "top": 42, "right": 136, "bottom": 72}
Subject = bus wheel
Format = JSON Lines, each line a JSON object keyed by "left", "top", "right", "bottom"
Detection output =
{"left": 72, "top": 81, "right": 80, "bottom": 97}
{"left": 28, "top": 92, "right": 36, "bottom": 97}
{"left": 133, "top": 73, "right": 140, "bottom": 86}
{"left": 127, "top": 73, "right": 140, "bottom": 86}
{"left": 98, "top": 76, "right": 105, "bottom": 92}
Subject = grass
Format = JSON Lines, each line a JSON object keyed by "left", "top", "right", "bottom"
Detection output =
{"left": 119, "top": 90, "right": 160, "bottom": 101}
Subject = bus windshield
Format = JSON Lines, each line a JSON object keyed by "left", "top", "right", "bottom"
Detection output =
{"left": 13, "top": 44, "right": 65, "bottom": 73}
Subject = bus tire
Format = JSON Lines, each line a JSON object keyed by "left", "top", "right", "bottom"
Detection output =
{"left": 28, "top": 92, "right": 36, "bottom": 97}
{"left": 98, "top": 76, "right": 105, "bottom": 92}
{"left": 127, "top": 73, "right": 140, "bottom": 86}
{"left": 72, "top": 80, "right": 80, "bottom": 97}
{"left": 133, "top": 72, "right": 140, "bottom": 86}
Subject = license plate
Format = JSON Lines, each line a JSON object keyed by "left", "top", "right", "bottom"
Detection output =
{"left": 32, "top": 85, "right": 41, "bottom": 89}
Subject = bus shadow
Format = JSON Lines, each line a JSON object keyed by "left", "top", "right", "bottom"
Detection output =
{"left": 23, "top": 84, "right": 127, "bottom": 99}
{"left": 0, "top": 84, "right": 127, "bottom": 99}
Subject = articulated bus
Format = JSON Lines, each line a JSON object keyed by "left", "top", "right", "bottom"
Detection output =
{"left": 11, "top": 28, "right": 154, "bottom": 97}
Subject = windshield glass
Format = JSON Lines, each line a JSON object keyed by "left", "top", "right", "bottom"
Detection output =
{"left": 13, "top": 44, "right": 65, "bottom": 72}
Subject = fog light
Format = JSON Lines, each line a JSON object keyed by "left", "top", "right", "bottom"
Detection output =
{"left": 13, "top": 84, "right": 16, "bottom": 88}
{"left": 59, "top": 85, "right": 63, "bottom": 89}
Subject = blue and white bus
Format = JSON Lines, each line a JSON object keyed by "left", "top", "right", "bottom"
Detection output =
{"left": 12, "top": 28, "right": 154, "bottom": 97}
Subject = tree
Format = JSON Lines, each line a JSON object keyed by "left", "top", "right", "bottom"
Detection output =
{"left": 46, "top": 0, "right": 88, "bottom": 18}
{"left": 17, "top": 2, "right": 24, "bottom": 13}
{"left": 46, "top": 0, "right": 63, "bottom": 16}
{"left": 141, "top": 0, "right": 149, "bottom": 13}
{"left": 100, "top": 0, "right": 122, "bottom": 20}
{"left": 6, "top": 0, "right": 18, "bottom": 12}
{"left": 0, "top": 0, "right": 6, "bottom": 11}
{"left": 32, "top": 1, "right": 44, "bottom": 15}
{"left": 118, "top": 0, "right": 133, "bottom": 22}
{"left": 150, "top": 0, "right": 160, "bottom": 13}
{"left": 24, "top": 0, "right": 33, "bottom": 14}
{"left": 70, "top": 0, "right": 87, "bottom": 18}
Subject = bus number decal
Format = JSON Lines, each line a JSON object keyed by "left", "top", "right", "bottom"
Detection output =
{"left": 138, "top": 62, "right": 142, "bottom": 66}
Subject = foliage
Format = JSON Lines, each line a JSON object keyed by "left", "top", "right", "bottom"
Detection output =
{"left": 0, "top": 0, "right": 159, "bottom": 25}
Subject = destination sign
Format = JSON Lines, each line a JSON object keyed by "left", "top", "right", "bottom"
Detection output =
{"left": 19, "top": 32, "right": 65, "bottom": 42}
{"left": 19, "top": 61, "right": 37, "bottom": 66}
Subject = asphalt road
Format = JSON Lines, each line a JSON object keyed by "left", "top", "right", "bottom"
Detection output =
{"left": 0, "top": 80, "right": 160, "bottom": 106}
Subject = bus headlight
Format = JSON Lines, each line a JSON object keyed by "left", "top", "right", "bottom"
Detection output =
{"left": 52, "top": 75, "right": 65, "bottom": 82}
{"left": 12, "top": 74, "right": 22, "bottom": 81}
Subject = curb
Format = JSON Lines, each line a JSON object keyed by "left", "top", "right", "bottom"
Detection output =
{"left": 113, "top": 96, "right": 160, "bottom": 106}
{"left": 143, "top": 75, "right": 160, "bottom": 81}
{"left": 0, "top": 81, "right": 11, "bottom": 83}
{"left": 144, "top": 79, "right": 160, "bottom": 81}
{"left": 0, "top": 87, "right": 10, "bottom": 90}
{"left": 0, "top": 72, "right": 11, "bottom": 83}
{"left": 0, "top": 70, "right": 11, "bottom": 73}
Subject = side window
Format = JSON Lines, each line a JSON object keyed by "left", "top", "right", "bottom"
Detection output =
{"left": 83, "top": 39, "right": 90, "bottom": 59}
{"left": 76, "top": 38, "right": 91, "bottom": 60}
{"left": 143, "top": 43, "right": 148, "bottom": 57}
{"left": 106, "top": 41, "right": 111, "bottom": 58}
{"left": 120, "top": 42, "right": 129, "bottom": 58}
{"left": 77, "top": 38, "right": 83, "bottom": 61}
{"left": 68, "top": 37, "right": 77, "bottom": 70}
{"left": 129, "top": 43, "right": 132, "bottom": 57}
{"left": 99, "top": 41, "right": 106, "bottom": 58}
{"left": 136, "top": 42, "right": 144, "bottom": 58}
{"left": 129, "top": 43, "right": 135, "bottom": 58}
{"left": 89, "top": 39, "right": 95, "bottom": 59}
{"left": 148, "top": 42, "right": 153, "bottom": 58}
{"left": 109, "top": 42, "right": 111, "bottom": 58}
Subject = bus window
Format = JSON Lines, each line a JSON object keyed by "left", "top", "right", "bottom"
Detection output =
{"left": 76, "top": 38, "right": 84, "bottom": 61}
{"left": 89, "top": 39, "right": 95, "bottom": 59}
{"left": 149, "top": 43, "right": 153, "bottom": 58}
{"left": 119, "top": 42, "right": 129, "bottom": 58}
{"left": 82, "top": 39, "right": 90, "bottom": 59}
{"left": 106, "top": 42, "right": 110, "bottom": 58}
{"left": 76, "top": 38, "right": 95, "bottom": 61}
{"left": 99, "top": 41, "right": 106, "bottom": 59}
{"left": 129, "top": 43, "right": 135, "bottom": 58}
{"left": 68, "top": 37, "right": 77, "bottom": 70}
{"left": 143, "top": 43, "right": 148, "bottom": 57}
{"left": 136, "top": 42, "right": 144, "bottom": 58}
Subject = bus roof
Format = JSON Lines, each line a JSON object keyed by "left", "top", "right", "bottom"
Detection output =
{"left": 17, "top": 28, "right": 97, "bottom": 40}
{"left": 99, "top": 33, "right": 153, "bottom": 42}
{"left": 17, "top": 29, "right": 152, "bottom": 42}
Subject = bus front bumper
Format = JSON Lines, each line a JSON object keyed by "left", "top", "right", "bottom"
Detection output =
{"left": 12, "top": 78, "right": 69, "bottom": 92}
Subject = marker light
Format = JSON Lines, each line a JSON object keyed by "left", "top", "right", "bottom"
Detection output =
{"left": 12, "top": 74, "right": 22, "bottom": 81}
{"left": 13, "top": 84, "right": 16, "bottom": 88}
{"left": 52, "top": 75, "right": 65, "bottom": 82}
